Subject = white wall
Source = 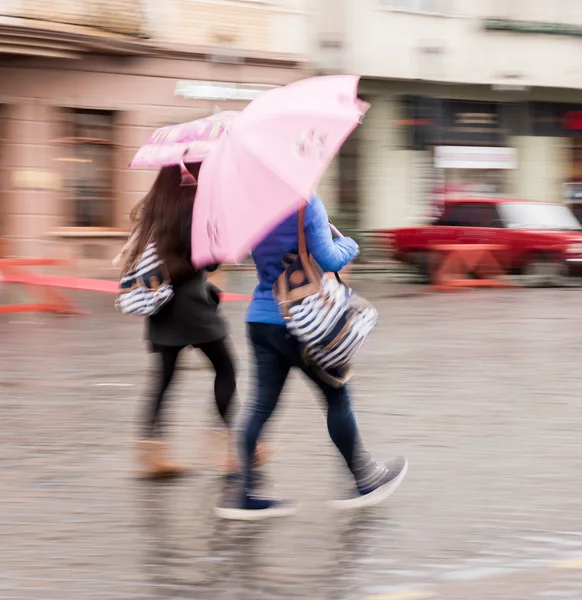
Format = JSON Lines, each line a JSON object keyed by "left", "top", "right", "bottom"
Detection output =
{"left": 313, "top": 0, "right": 582, "bottom": 90}
{"left": 510, "top": 137, "right": 572, "bottom": 203}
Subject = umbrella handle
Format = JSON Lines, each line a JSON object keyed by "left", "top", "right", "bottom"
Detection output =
{"left": 329, "top": 222, "right": 343, "bottom": 238}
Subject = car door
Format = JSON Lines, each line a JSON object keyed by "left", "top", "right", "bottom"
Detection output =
{"left": 428, "top": 202, "right": 469, "bottom": 247}
{"left": 463, "top": 202, "right": 511, "bottom": 271}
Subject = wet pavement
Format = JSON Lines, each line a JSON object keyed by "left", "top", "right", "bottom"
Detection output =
{"left": 2, "top": 273, "right": 582, "bottom": 599}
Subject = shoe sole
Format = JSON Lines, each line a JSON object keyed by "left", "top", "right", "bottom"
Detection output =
{"left": 214, "top": 504, "right": 299, "bottom": 521}
{"left": 330, "top": 459, "right": 408, "bottom": 511}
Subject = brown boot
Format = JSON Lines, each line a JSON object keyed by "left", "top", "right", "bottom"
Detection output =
{"left": 137, "top": 439, "right": 188, "bottom": 479}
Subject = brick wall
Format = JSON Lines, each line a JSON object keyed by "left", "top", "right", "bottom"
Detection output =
{"left": 145, "top": 0, "right": 270, "bottom": 52}
{"left": 142, "top": 0, "right": 309, "bottom": 56}
{"left": 3, "top": 1, "right": 309, "bottom": 56}
{"left": 16, "top": 0, "right": 144, "bottom": 36}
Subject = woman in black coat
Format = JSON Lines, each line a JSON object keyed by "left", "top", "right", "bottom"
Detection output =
{"left": 123, "top": 163, "right": 267, "bottom": 478}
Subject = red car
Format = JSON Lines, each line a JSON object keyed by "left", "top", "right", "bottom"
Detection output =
{"left": 391, "top": 198, "right": 582, "bottom": 285}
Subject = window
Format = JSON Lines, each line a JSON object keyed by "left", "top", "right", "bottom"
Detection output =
{"left": 499, "top": 202, "right": 581, "bottom": 231}
{"left": 467, "top": 203, "right": 502, "bottom": 228}
{"left": 57, "top": 109, "right": 116, "bottom": 228}
{"left": 437, "top": 202, "right": 502, "bottom": 227}
{"left": 437, "top": 202, "right": 465, "bottom": 226}
{"left": 445, "top": 168, "right": 510, "bottom": 199}
{"left": 379, "top": 0, "right": 452, "bottom": 14}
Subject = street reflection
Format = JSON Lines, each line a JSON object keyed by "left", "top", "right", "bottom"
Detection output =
{"left": 135, "top": 475, "right": 395, "bottom": 599}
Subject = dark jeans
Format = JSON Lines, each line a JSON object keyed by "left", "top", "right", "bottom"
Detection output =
{"left": 242, "top": 323, "right": 360, "bottom": 493}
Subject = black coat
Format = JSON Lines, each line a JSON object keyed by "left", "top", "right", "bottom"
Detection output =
{"left": 147, "top": 272, "right": 228, "bottom": 348}
{"left": 146, "top": 206, "right": 228, "bottom": 349}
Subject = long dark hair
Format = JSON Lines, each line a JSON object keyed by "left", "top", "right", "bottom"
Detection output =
{"left": 127, "top": 163, "right": 201, "bottom": 280}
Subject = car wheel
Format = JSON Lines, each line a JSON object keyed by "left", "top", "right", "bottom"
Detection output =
{"left": 522, "top": 254, "right": 567, "bottom": 288}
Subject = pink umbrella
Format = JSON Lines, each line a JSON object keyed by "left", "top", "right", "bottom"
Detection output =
{"left": 129, "top": 110, "right": 238, "bottom": 171}
{"left": 191, "top": 75, "right": 368, "bottom": 267}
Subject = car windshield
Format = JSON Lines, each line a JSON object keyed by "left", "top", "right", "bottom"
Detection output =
{"left": 498, "top": 202, "right": 582, "bottom": 231}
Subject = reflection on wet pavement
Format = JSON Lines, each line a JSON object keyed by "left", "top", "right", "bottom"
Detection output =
{"left": 2, "top": 276, "right": 582, "bottom": 598}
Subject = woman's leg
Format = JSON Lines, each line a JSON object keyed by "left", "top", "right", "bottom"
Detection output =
{"left": 315, "top": 382, "right": 359, "bottom": 470}
{"left": 300, "top": 366, "right": 408, "bottom": 508}
{"left": 196, "top": 337, "right": 237, "bottom": 427}
{"left": 215, "top": 324, "right": 292, "bottom": 519}
{"left": 139, "top": 346, "right": 186, "bottom": 479}
{"left": 241, "top": 328, "right": 290, "bottom": 493}
{"left": 145, "top": 346, "right": 181, "bottom": 438}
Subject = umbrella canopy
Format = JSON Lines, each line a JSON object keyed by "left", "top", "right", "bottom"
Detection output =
{"left": 191, "top": 75, "right": 368, "bottom": 267}
{"left": 129, "top": 110, "right": 238, "bottom": 169}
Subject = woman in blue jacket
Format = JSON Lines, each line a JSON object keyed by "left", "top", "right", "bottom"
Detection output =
{"left": 215, "top": 196, "right": 407, "bottom": 520}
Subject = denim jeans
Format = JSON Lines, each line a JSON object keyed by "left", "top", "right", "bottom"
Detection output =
{"left": 242, "top": 323, "right": 361, "bottom": 493}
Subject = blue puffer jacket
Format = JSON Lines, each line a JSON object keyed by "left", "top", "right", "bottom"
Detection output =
{"left": 246, "top": 195, "right": 359, "bottom": 326}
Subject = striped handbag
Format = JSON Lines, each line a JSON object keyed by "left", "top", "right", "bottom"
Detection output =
{"left": 116, "top": 241, "right": 174, "bottom": 317}
{"left": 274, "top": 207, "right": 378, "bottom": 387}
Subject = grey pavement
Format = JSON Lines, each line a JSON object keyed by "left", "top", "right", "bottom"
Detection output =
{"left": 2, "top": 274, "right": 582, "bottom": 599}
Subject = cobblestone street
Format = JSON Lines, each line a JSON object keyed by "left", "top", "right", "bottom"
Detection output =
{"left": 2, "top": 274, "right": 582, "bottom": 599}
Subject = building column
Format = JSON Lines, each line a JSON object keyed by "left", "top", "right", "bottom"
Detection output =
{"left": 4, "top": 102, "right": 61, "bottom": 257}
{"left": 509, "top": 136, "right": 571, "bottom": 203}
{"left": 359, "top": 94, "right": 418, "bottom": 230}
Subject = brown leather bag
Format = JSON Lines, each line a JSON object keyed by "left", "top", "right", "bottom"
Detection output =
{"left": 273, "top": 207, "right": 353, "bottom": 388}
{"left": 273, "top": 206, "right": 326, "bottom": 319}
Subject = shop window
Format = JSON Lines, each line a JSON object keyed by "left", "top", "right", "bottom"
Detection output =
{"left": 445, "top": 168, "right": 510, "bottom": 198}
{"left": 403, "top": 97, "right": 517, "bottom": 148}
{"left": 58, "top": 109, "right": 116, "bottom": 228}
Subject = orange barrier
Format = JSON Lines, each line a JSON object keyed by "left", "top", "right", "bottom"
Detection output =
{"left": 429, "top": 244, "right": 516, "bottom": 291}
{"left": 0, "top": 259, "right": 84, "bottom": 315}
{"left": 0, "top": 258, "right": 251, "bottom": 315}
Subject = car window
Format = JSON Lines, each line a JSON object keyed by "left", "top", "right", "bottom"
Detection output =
{"left": 499, "top": 202, "right": 582, "bottom": 231}
{"left": 469, "top": 203, "right": 502, "bottom": 228}
{"left": 437, "top": 203, "right": 501, "bottom": 228}
{"left": 436, "top": 204, "right": 463, "bottom": 226}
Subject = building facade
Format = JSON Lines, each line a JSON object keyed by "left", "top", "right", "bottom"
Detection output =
{"left": 0, "top": 0, "right": 309, "bottom": 274}
{"left": 311, "top": 0, "right": 582, "bottom": 230}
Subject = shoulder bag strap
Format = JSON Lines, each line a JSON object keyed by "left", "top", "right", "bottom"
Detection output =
{"left": 298, "top": 205, "right": 308, "bottom": 260}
